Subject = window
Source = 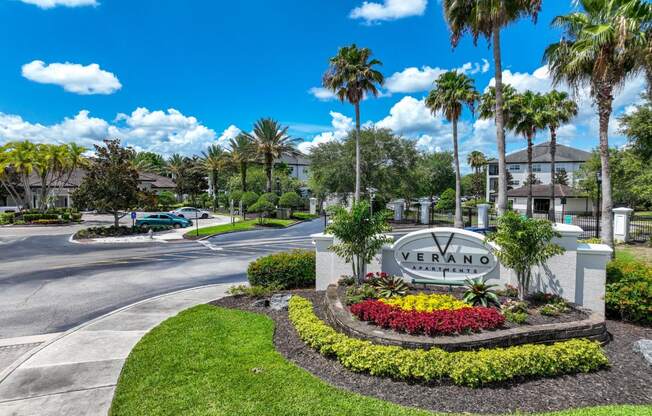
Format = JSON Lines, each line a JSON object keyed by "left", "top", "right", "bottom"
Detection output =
{"left": 556, "top": 166, "right": 567, "bottom": 173}
{"left": 532, "top": 164, "right": 542, "bottom": 172}
{"left": 509, "top": 180, "right": 520, "bottom": 186}
{"left": 508, "top": 164, "right": 521, "bottom": 172}
{"left": 488, "top": 164, "right": 499, "bottom": 175}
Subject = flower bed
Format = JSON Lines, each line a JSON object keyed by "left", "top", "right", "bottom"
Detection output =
{"left": 73, "top": 225, "right": 172, "bottom": 240}
{"left": 381, "top": 293, "right": 468, "bottom": 312}
{"left": 290, "top": 296, "right": 608, "bottom": 387}
{"left": 350, "top": 299, "right": 504, "bottom": 336}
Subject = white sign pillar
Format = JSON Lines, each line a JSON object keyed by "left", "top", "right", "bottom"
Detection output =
{"left": 613, "top": 207, "right": 634, "bottom": 243}
{"left": 477, "top": 204, "right": 490, "bottom": 229}
{"left": 309, "top": 198, "right": 318, "bottom": 215}
{"left": 419, "top": 198, "right": 431, "bottom": 225}
{"left": 394, "top": 201, "right": 404, "bottom": 221}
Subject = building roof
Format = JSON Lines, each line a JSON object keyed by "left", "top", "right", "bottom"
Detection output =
{"left": 29, "top": 169, "right": 176, "bottom": 189}
{"left": 507, "top": 184, "right": 584, "bottom": 198}
{"left": 139, "top": 172, "right": 176, "bottom": 189}
{"left": 488, "top": 142, "right": 592, "bottom": 164}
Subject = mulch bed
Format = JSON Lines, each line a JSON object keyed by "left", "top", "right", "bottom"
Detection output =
{"left": 210, "top": 290, "right": 652, "bottom": 414}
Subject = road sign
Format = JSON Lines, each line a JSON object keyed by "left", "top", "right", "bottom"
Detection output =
{"left": 130, "top": 212, "right": 137, "bottom": 220}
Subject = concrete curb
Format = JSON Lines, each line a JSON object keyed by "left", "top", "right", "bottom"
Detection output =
{"left": 0, "top": 283, "right": 232, "bottom": 385}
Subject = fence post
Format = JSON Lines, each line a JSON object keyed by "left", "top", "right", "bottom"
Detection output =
{"left": 477, "top": 204, "right": 489, "bottom": 229}
{"left": 613, "top": 207, "right": 634, "bottom": 243}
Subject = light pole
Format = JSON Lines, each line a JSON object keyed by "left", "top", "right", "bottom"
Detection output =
{"left": 595, "top": 171, "right": 602, "bottom": 239}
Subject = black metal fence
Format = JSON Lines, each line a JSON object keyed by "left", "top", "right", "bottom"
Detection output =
{"left": 532, "top": 211, "right": 601, "bottom": 239}
{"left": 630, "top": 215, "right": 652, "bottom": 243}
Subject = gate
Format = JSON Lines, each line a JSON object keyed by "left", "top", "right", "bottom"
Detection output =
{"left": 630, "top": 215, "right": 652, "bottom": 243}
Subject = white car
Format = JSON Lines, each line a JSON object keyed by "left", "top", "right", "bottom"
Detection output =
{"left": 170, "top": 207, "right": 211, "bottom": 219}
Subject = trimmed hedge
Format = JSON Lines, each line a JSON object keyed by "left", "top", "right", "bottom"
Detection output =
{"left": 74, "top": 225, "right": 172, "bottom": 240}
{"left": 247, "top": 250, "right": 315, "bottom": 289}
{"left": 0, "top": 212, "right": 14, "bottom": 225}
{"left": 606, "top": 258, "right": 652, "bottom": 325}
{"left": 289, "top": 296, "right": 608, "bottom": 387}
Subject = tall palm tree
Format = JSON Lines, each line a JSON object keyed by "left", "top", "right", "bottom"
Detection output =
{"left": 201, "top": 144, "right": 226, "bottom": 209}
{"left": 442, "top": 0, "right": 542, "bottom": 215}
{"left": 7, "top": 141, "right": 37, "bottom": 209}
{"left": 166, "top": 153, "right": 185, "bottom": 201}
{"left": 508, "top": 91, "right": 546, "bottom": 218}
{"left": 544, "top": 0, "right": 649, "bottom": 247}
{"left": 467, "top": 150, "right": 487, "bottom": 174}
{"left": 322, "top": 44, "right": 384, "bottom": 202}
{"left": 245, "top": 118, "right": 299, "bottom": 193}
{"left": 541, "top": 90, "right": 578, "bottom": 221}
{"left": 228, "top": 133, "right": 256, "bottom": 192}
{"left": 425, "top": 71, "right": 479, "bottom": 228}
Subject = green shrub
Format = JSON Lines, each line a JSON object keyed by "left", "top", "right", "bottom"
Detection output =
{"left": 292, "top": 212, "right": 319, "bottom": 221}
{"left": 22, "top": 213, "right": 60, "bottom": 222}
{"left": 258, "top": 192, "right": 279, "bottom": 206}
{"left": 605, "top": 258, "right": 652, "bottom": 325}
{"left": 247, "top": 250, "right": 315, "bottom": 289}
{"left": 228, "top": 190, "right": 244, "bottom": 205}
{"left": 345, "top": 283, "right": 378, "bottom": 305}
{"left": 74, "top": 225, "right": 171, "bottom": 240}
{"left": 504, "top": 310, "right": 528, "bottom": 324}
{"left": 289, "top": 296, "right": 608, "bottom": 387}
{"left": 278, "top": 191, "right": 301, "bottom": 209}
{"left": 248, "top": 200, "right": 276, "bottom": 224}
{"left": 226, "top": 284, "right": 281, "bottom": 298}
{"left": 435, "top": 188, "right": 455, "bottom": 210}
{"left": 0, "top": 212, "right": 15, "bottom": 225}
{"left": 241, "top": 192, "right": 259, "bottom": 210}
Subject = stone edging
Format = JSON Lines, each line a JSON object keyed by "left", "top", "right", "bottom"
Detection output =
{"left": 324, "top": 285, "right": 608, "bottom": 352}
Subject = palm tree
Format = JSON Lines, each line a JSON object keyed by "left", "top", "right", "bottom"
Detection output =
{"left": 166, "top": 154, "right": 185, "bottom": 201}
{"left": 541, "top": 91, "right": 578, "bottom": 221}
{"left": 228, "top": 133, "right": 256, "bottom": 192}
{"left": 245, "top": 118, "right": 299, "bottom": 193}
{"left": 322, "top": 44, "right": 384, "bottom": 202}
{"left": 201, "top": 144, "right": 226, "bottom": 210}
{"left": 425, "top": 71, "right": 479, "bottom": 228}
{"left": 467, "top": 150, "right": 487, "bottom": 175}
{"left": 6, "top": 141, "right": 37, "bottom": 209}
{"left": 442, "top": 0, "right": 542, "bottom": 215}
{"left": 508, "top": 91, "right": 546, "bottom": 218}
{"left": 544, "top": 0, "right": 649, "bottom": 247}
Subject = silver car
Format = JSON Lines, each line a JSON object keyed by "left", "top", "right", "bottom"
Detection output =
{"left": 170, "top": 207, "right": 211, "bottom": 219}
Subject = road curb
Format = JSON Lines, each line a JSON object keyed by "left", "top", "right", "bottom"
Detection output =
{"left": 0, "top": 283, "right": 232, "bottom": 385}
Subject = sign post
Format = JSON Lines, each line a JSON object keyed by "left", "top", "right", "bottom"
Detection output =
{"left": 130, "top": 211, "right": 137, "bottom": 227}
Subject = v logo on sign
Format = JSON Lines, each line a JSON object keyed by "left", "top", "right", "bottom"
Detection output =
{"left": 431, "top": 232, "right": 454, "bottom": 256}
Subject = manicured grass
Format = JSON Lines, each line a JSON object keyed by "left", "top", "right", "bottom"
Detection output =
{"left": 184, "top": 218, "right": 297, "bottom": 238}
{"left": 110, "top": 305, "right": 651, "bottom": 416}
{"left": 616, "top": 245, "right": 652, "bottom": 265}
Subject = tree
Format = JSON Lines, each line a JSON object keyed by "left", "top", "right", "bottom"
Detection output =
{"left": 426, "top": 71, "right": 479, "bottom": 228}
{"left": 523, "top": 173, "right": 542, "bottom": 187}
{"left": 132, "top": 151, "right": 167, "bottom": 174}
{"left": 245, "top": 118, "right": 299, "bottom": 193}
{"left": 467, "top": 150, "right": 487, "bottom": 174}
{"left": 72, "top": 139, "right": 140, "bottom": 228}
{"left": 166, "top": 154, "right": 185, "bottom": 201}
{"left": 416, "top": 151, "right": 455, "bottom": 202}
{"left": 554, "top": 169, "right": 569, "bottom": 186}
{"left": 541, "top": 90, "right": 578, "bottom": 220}
{"left": 619, "top": 93, "right": 652, "bottom": 160}
{"left": 228, "top": 133, "right": 257, "bottom": 192}
{"left": 181, "top": 156, "right": 209, "bottom": 205}
{"left": 201, "top": 144, "right": 226, "bottom": 209}
{"left": 544, "top": 0, "right": 649, "bottom": 247}
{"left": 278, "top": 191, "right": 301, "bottom": 209}
{"left": 326, "top": 201, "right": 391, "bottom": 283}
{"left": 436, "top": 188, "right": 456, "bottom": 211}
{"left": 487, "top": 211, "right": 565, "bottom": 300}
{"left": 248, "top": 199, "right": 275, "bottom": 224}
{"left": 323, "top": 44, "right": 384, "bottom": 202}
{"left": 443, "top": 0, "right": 542, "bottom": 215}
{"left": 508, "top": 90, "right": 546, "bottom": 218}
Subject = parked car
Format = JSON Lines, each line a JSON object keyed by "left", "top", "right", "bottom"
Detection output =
{"left": 464, "top": 226, "right": 497, "bottom": 235}
{"left": 136, "top": 213, "right": 192, "bottom": 229}
{"left": 170, "top": 207, "right": 211, "bottom": 219}
{"left": 0, "top": 206, "right": 21, "bottom": 213}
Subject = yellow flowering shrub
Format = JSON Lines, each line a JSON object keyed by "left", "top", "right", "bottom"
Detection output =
{"left": 380, "top": 293, "right": 469, "bottom": 312}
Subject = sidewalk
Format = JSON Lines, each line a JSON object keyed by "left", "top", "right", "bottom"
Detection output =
{"left": 0, "top": 284, "right": 231, "bottom": 416}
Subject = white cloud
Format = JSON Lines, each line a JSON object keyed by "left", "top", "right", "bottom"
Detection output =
{"left": 350, "top": 0, "right": 427, "bottom": 23}
{"left": 384, "top": 60, "right": 490, "bottom": 94}
{"left": 216, "top": 125, "right": 242, "bottom": 147}
{"left": 20, "top": 0, "right": 98, "bottom": 8}
{"left": 298, "top": 112, "right": 353, "bottom": 154}
{"left": 22, "top": 60, "right": 121, "bottom": 95}
{"left": 308, "top": 87, "right": 337, "bottom": 101}
{"left": 376, "top": 96, "right": 445, "bottom": 134}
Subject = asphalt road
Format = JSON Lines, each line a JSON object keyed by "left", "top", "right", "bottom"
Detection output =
{"left": 0, "top": 219, "right": 325, "bottom": 339}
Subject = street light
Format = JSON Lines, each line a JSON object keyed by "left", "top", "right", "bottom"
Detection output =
{"left": 275, "top": 178, "right": 281, "bottom": 196}
{"left": 595, "top": 171, "right": 602, "bottom": 239}
{"left": 367, "top": 187, "right": 376, "bottom": 215}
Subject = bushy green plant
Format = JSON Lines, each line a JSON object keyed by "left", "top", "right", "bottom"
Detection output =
{"left": 292, "top": 212, "right": 319, "bottom": 221}
{"left": 497, "top": 284, "right": 519, "bottom": 298}
{"left": 0, "top": 212, "right": 15, "bottom": 225}
{"left": 606, "top": 277, "right": 652, "bottom": 324}
{"left": 327, "top": 201, "right": 391, "bottom": 283}
{"left": 372, "top": 275, "right": 408, "bottom": 298}
{"left": 278, "top": 191, "right": 301, "bottom": 209}
{"left": 248, "top": 200, "right": 276, "bottom": 224}
{"left": 226, "top": 284, "right": 281, "bottom": 298}
{"left": 338, "top": 276, "right": 356, "bottom": 286}
{"left": 463, "top": 277, "right": 500, "bottom": 308}
{"left": 289, "top": 296, "right": 608, "bottom": 387}
{"left": 258, "top": 192, "right": 279, "bottom": 206}
{"left": 345, "top": 284, "right": 378, "bottom": 305}
{"left": 229, "top": 190, "right": 244, "bottom": 205}
{"left": 241, "top": 191, "right": 259, "bottom": 210}
{"left": 435, "top": 188, "right": 455, "bottom": 210}
{"left": 487, "top": 211, "right": 565, "bottom": 300}
{"left": 247, "top": 250, "right": 315, "bottom": 289}
{"left": 504, "top": 310, "right": 529, "bottom": 324}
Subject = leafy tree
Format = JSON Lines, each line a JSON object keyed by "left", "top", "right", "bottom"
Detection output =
{"left": 426, "top": 71, "right": 479, "bottom": 228}
{"left": 72, "top": 139, "right": 140, "bottom": 228}
{"left": 132, "top": 151, "right": 167, "bottom": 174}
{"left": 544, "top": 0, "right": 649, "bottom": 247}
{"left": 258, "top": 192, "right": 279, "bottom": 206}
{"left": 554, "top": 169, "right": 569, "bottom": 186}
{"left": 436, "top": 188, "right": 456, "bottom": 211}
{"left": 241, "top": 191, "right": 259, "bottom": 210}
{"left": 245, "top": 118, "right": 300, "bottom": 193}
{"left": 248, "top": 200, "right": 275, "bottom": 224}
{"left": 166, "top": 154, "right": 185, "bottom": 201}
{"left": 443, "top": 0, "right": 542, "bottom": 215}
{"left": 487, "top": 211, "right": 565, "bottom": 300}
{"left": 227, "top": 133, "right": 257, "bottom": 192}
{"left": 323, "top": 44, "right": 384, "bottom": 202}
{"left": 416, "top": 151, "right": 455, "bottom": 202}
{"left": 326, "top": 201, "right": 391, "bottom": 283}
{"left": 523, "top": 173, "right": 542, "bottom": 187}
{"left": 467, "top": 150, "right": 487, "bottom": 174}
{"left": 619, "top": 94, "right": 652, "bottom": 161}
{"left": 180, "top": 156, "right": 209, "bottom": 206}
{"left": 278, "top": 191, "right": 301, "bottom": 209}
{"left": 469, "top": 172, "right": 486, "bottom": 200}
{"left": 541, "top": 90, "right": 578, "bottom": 219}
{"left": 157, "top": 190, "right": 177, "bottom": 209}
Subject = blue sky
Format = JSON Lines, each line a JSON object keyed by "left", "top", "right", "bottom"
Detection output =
{"left": 0, "top": 0, "right": 646, "bottom": 169}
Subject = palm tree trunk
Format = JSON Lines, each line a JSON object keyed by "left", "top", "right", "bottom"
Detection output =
{"left": 597, "top": 89, "right": 614, "bottom": 249}
{"left": 549, "top": 128, "right": 557, "bottom": 222}
{"left": 526, "top": 133, "right": 533, "bottom": 218}
{"left": 354, "top": 101, "right": 361, "bottom": 203}
{"left": 453, "top": 119, "right": 463, "bottom": 228}
{"left": 241, "top": 162, "right": 247, "bottom": 192}
{"left": 493, "top": 26, "right": 508, "bottom": 216}
{"left": 265, "top": 154, "right": 273, "bottom": 193}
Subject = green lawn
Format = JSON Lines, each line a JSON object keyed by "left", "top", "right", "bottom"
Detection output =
{"left": 110, "top": 305, "right": 651, "bottom": 416}
{"left": 184, "top": 218, "right": 297, "bottom": 238}
{"left": 616, "top": 245, "right": 652, "bottom": 265}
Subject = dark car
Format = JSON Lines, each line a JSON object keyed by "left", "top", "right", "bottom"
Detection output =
{"left": 464, "top": 226, "right": 497, "bottom": 235}
{"left": 135, "top": 213, "right": 192, "bottom": 229}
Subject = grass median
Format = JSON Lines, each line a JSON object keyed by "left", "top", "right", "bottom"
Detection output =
{"left": 110, "top": 305, "right": 650, "bottom": 416}
{"left": 184, "top": 218, "right": 297, "bottom": 238}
